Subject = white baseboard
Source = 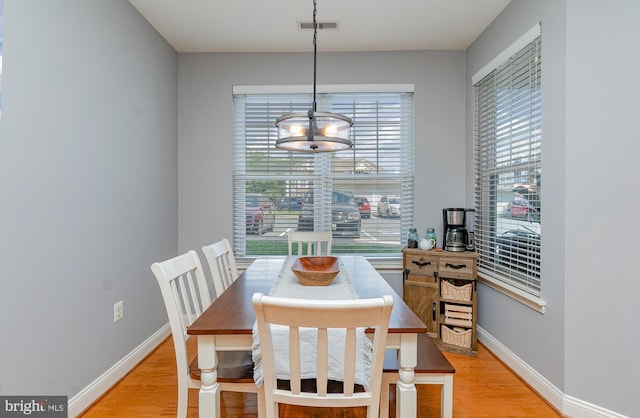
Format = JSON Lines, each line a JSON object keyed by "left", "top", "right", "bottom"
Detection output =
{"left": 478, "top": 326, "right": 628, "bottom": 418}
{"left": 68, "top": 324, "right": 171, "bottom": 417}
{"left": 563, "top": 396, "right": 630, "bottom": 418}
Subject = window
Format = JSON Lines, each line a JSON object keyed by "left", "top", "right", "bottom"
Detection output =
{"left": 232, "top": 86, "right": 414, "bottom": 258}
{"left": 473, "top": 25, "right": 542, "bottom": 299}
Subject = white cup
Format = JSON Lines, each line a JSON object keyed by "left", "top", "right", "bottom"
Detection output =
{"left": 419, "top": 238, "right": 435, "bottom": 250}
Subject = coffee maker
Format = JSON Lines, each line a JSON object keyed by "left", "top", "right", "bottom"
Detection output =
{"left": 443, "top": 208, "right": 468, "bottom": 252}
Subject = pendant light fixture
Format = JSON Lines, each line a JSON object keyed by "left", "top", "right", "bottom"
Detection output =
{"left": 275, "top": 0, "right": 353, "bottom": 152}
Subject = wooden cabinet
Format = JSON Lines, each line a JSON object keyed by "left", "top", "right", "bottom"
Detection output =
{"left": 402, "top": 248, "right": 478, "bottom": 356}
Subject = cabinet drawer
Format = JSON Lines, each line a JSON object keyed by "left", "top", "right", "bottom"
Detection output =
{"left": 404, "top": 254, "right": 437, "bottom": 275}
{"left": 438, "top": 257, "right": 475, "bottom": 279}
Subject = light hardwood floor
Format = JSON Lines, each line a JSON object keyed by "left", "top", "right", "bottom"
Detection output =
{"left": 80, "top": 336, "right": 562, "bottom": 417}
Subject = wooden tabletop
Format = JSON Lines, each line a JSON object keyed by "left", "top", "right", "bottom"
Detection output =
{"left": 188, "top": 256, "right": 427, "bottom": 336}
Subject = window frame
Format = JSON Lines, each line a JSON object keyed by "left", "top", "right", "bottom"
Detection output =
{"left": 232, "top": 84, "right": 415, "bottom": 261}
{"left": 472, "top": 23, "right": 546, "bottom": 313}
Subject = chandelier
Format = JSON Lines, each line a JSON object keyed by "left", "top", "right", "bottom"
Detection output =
{"left": 275, "top": 0, "right": 353, "bottom": 152}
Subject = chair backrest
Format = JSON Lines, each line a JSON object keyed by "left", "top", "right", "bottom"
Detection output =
{"left": 287, "top": 231, "right": 333, "bottom": 256}
{"left": 202, "top": 238, "right": 239, "bottom": 297}
{"left": 252, "top": 293, "right": 393, "bottom": 418}
{"left": 151, "top": 250, "right": 211, "bottom": 386}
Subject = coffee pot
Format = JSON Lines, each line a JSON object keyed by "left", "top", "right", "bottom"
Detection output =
{"left": 445, "top": 227, "right": 468, "bottom": 251}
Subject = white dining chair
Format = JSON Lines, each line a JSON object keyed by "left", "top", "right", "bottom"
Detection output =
{"left": 202, "top": 238, "right": 239, "bottom": 297}
{"left": 151, "top": 250, "right": 257, "bottom": 418}
{"left": 252, "top": 293, "right": 393, "bottom": 418}
{"left": 287, "top": 230, "right": 333, "bottom": 256}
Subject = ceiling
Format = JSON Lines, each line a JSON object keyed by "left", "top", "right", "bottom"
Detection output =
{"left": 128, "top": 0, "right": 511, "bottom": 53}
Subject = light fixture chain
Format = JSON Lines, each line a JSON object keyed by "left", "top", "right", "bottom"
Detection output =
{"left": 312, "top": 0, "right": 318, "bottom": 112}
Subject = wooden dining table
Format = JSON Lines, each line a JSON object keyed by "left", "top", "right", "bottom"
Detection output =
{"left": 187, "top": 255, "right": 428, "bottom": 418}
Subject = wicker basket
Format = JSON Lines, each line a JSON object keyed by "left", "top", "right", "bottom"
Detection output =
{"left": 441, "top": 325, "right": 472, "bottom": 348}
{"left": 441, "top": 280, "right": 472, "bottom": 301}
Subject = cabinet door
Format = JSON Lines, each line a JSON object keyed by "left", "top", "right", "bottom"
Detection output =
{"left": 403, "top": 273, "right": 439, "bottom": 337}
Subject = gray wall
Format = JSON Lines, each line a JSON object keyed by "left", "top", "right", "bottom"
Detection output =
{"left": 467, "top": 1, "right": 640, "bottom": 416}
{"left": 564, "top": 0, "right": 639, "bottom": 415}
{"left": 0, "top": 0, "right": 178, "bottom": 396}
{"left": 177, "top": 51, "right": 466, "bottom": 254}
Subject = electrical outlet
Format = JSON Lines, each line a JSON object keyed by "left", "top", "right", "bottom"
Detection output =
{"left": 114, "top": 300, "right": 124, "bottom": 322}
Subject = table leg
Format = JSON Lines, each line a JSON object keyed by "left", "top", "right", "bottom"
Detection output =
{"left": 198, "top": 335, "right": 221, "bottom": 418}
{"left": 441, "top": 374, "right": 453, "bottom": 418}
{"left": 396, "top": 333, "right": 417, "bottom": 418}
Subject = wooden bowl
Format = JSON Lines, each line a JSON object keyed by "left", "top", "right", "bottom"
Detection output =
{"left": 291, "top": 256, "right": 340, "bottom": 286}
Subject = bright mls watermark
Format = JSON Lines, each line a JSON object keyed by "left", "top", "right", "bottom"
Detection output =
{"left": 0, "top": 396, "right": 67, "bottom": 417}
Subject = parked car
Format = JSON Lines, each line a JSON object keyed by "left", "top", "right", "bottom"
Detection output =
{"left": 355, "top": 196, "right": 371, "bottom": 219}
{"left": 505, "top": 195, "right": 539, "bottom": 221}
{"left": 378, "top": 195, "right": 401, "bottom": 217}
{"left": 495, "top": 228, "right": 541, "bottom": 275}
{"left": 297, "top": 190, "right": 361, "bottom": 238}
{"left": 246, "top": 193, "right": 275, "bottom": 235}
{"left": 276, "top": 196, "right": 302, "bottom": 211}
{"left": 512, "top": 184, "right": 540, "bottom": 209}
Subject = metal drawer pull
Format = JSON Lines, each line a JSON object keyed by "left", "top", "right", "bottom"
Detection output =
{"left": 412, "top": 260, "right": 432, "bottom": 267}
{"left": 445, "top": 263, "right": 466, "bottom": 269}
{"left": 432, "top": 302, "right": 437, "bottom": 321}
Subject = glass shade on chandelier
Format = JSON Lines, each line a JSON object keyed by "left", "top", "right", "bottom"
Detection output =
{"left": 275, "top": 110, "right": 353, "bottom": 152}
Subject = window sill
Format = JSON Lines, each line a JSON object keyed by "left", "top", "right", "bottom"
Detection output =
{"left": 477, "top": 274, "right": 547, "bottom": 314}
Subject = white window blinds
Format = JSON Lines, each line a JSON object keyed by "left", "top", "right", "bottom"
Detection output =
{"left": 232, "top": 89, "right": 414, "bottom": 258}
{"left": 473, "top": 31, "right": 542, "bottom": 296}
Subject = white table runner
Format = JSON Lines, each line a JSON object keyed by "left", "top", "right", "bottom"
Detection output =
{"left": 252, "top": 256, "right": 372, "bottom": 389}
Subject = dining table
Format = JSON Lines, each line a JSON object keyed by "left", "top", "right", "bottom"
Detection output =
{"left": 187, "top": 255, "right": 428, "bottom": 418}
